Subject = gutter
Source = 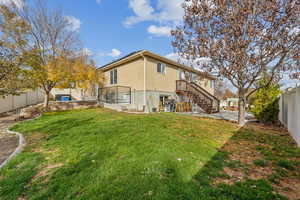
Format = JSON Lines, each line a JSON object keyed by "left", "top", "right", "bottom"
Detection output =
{"left": 141, "top": 54, "right": 147, "bottom": 111}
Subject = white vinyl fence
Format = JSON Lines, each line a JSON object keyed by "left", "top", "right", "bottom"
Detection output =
{"left": 279, "top": 86, "right": 300, "bottom": 147}
{"left": 0, "top": 89, "right": 44, "bottom": 114}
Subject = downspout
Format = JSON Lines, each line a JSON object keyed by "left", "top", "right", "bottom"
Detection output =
{"left": 140, "top": 54, "right": 147, "bottom": 112}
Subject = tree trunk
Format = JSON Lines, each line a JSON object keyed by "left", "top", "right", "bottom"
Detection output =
{"left": 44, "top": 91, "right": 50, "bottom": 109}
{"left": 238, "top": 91, "right": 246, "bottom": 126}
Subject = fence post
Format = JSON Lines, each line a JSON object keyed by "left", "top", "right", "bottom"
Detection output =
{"left": 11, "top": 95, "right": 14, "bottom": 110}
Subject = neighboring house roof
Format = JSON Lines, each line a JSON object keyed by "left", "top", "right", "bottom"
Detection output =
{"left": 98, "top": 50, "right": 216, "bottom": 80}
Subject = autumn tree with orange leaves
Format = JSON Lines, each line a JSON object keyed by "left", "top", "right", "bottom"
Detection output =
{"left": 71, "top": 54, "right": 104, "bottom": 100}
{"left": 172, "top": 0, "right": 299, "bottom": 126}
{"left": 1, "top": 1, "right": 103, "bottom": 108}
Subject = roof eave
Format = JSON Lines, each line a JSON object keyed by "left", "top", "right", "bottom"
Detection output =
{"left": 99, "top": 50, "right": 216, "bottom": 80}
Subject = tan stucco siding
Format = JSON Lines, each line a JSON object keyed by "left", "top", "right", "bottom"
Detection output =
{"left": 146, "top": 56, "right": 215, "bottom": 94}
{"left": 103, "top": 58, "right": 145, "bottom": 91}
{"left": 145, "top": 57, "right": 179, "bottom": 92}
{"left": 102, "top": 56, "right": 215, "bottom": 95}
{"left": 197, "top": 79, "right": 215, "bottom": 95}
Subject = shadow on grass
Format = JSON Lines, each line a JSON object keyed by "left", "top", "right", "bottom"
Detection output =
{"left": 2, "top": 111, "right": 298, "bottom": 200}
{"left": 21, "top": 127, "right": 291, "bottom": 199}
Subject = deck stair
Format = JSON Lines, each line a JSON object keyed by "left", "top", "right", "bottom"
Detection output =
{"left": 176, "top": 80, "right": 220, "bottom": 114}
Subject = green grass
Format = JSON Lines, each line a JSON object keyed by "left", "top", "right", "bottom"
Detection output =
{"left": 0, "top": 108, "right": 292, "bottom": 199}
{"left": 253, "top": 159, "right": 268, "bottom": 167}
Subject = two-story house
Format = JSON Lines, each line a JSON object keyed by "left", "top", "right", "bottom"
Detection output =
{"left": 98, "top": 50, "right": 219, "bottom": 113}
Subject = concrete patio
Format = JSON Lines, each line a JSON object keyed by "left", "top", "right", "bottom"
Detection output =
{"left": 178, "top": 111, "right": 255, "bottom": 123}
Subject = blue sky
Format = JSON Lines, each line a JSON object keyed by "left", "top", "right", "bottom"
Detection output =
{"left": 43, "top": 0, "right": 184, "bottom": 67}
{"left": 1, "top": 0, "right": 299, "bottom": 88}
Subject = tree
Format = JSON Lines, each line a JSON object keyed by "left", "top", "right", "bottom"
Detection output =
{"left": 214, "top": 80, "right": 226, "bottom": 99}
{"left": 223, "top": 88, "right": 237, "bottom": 100}
{"left": 251, "top": 75, "right": 281, "bottom": 123}
{"left": 0, "top": 5, "right": 31, "bottom": 96}
{"left": 4, "top": 0, "right": 81, "bottom": 108}
{"left": 60, "top": 53, "right": 104, "bottom": 100}
{"left": 214, "top": 80, "right": 236, "bottom": 100}
{"left": 172, "top": 0, "right": 299, "bottom": 126}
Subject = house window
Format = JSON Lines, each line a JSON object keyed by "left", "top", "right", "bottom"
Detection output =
{"left": 179, "top": 70, "right": 185, "bottom": 80}
{"left": 209, "top": 80, "right": 214, "bottom": 88}
{"left": 110, "top": 69, "right": 118, "bottom": 85}
{"left": 190, "top": 72, "right": 198, "bottom": 82}
{"left": 157, "top": 63, "right": 166, "bottom": 74}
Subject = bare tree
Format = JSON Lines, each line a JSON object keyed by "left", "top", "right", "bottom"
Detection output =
{"left": 214, "top": 80, "right": 236, "bottom": 100}
{"left": 14, "top": 0, "right": 81, "bottom": 108}
{"left": 172, "top": 0, "right": 299, "bottom": 126}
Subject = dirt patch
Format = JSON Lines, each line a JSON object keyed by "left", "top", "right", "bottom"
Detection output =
{"left": 223, "top": 167, "right": 245, "bottom": 181}
{"left": 213, "top": 123, "right": 300, "bottom": 200}
{"left": 0, "top": 133, "right": 18, "bottom": 165}
{"left": 274, "top": 178, "right": 300, "bottom": 200}
{"left": 246, "top": 122, "right": 288, "bottom": 133}
{"left": 31, "top": 163, "right": 64, "bottom": 181}
{"left": 247, "top": 166, "right": 274, "bottom": 180}
{"left": 224, "top": 140, "right": 263, "bottom": 165}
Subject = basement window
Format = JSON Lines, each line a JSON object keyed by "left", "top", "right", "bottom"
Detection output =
{"left": 157, "top": 63, "right": 166, "bottom": 74}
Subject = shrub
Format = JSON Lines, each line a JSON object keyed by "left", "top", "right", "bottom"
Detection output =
{"left": 251, "top": 76, "right": 281, "bottom": 123}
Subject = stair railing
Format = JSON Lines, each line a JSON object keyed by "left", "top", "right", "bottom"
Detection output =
{"left": 176, "top": 80, "right": 220, "bottom": 113}
{"left": 190, "top": 82, "right": 220, "bottom": 113}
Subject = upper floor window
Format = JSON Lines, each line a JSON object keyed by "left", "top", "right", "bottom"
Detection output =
{"left": 110, "top": 69, "right": 117, "bottom": 85}
{"left": 190, "top": 72, "right": 198, "bottom": 82}
{"left": 179, "top": 70, "right": 185, "bottom": 80}
{"left": 157, "top": 63, "right": 166, "bottom": 74}
{"left": 210, "top": 80, "right": 215, "bottom": 88}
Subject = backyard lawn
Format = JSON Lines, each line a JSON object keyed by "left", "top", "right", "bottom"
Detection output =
{"left": 0, "top": 108, "right": 299, "bottom": 200}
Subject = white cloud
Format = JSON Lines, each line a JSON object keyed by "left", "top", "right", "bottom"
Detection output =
{"left": 98, "top": 49, "right": 122, "bottom": 58}
{"left": 96, "top": 0, "right": 102, "bottom": 4}
{"left": 108, "top": 49, "right": 121, "bottom": 57}
{"left": 65, "top": 16, "right": 82, "bottom": 32}
{"left": 123, "top": 0, "right": 184, "bottom": 27}
{"left": 147, "top": 25, "right": 171, "bottom": 37}
{"left": 123, "top": 0, "right": 155, "bottom": 27}
{"left": 156, "top": 0, "right": 184, "bottom": 24}
{"left": 0, "top": 0, "right": 24, "bottom": 8}
{"left": 165, "top": 52, "right": 212, "bottom": 71}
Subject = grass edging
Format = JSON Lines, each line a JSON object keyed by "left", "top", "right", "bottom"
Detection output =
{"left": 0, "top": 114, "right": 42, "bottom": 170}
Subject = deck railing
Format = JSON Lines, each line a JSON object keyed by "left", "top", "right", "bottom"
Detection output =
{"left": 98, "top": 86, "right": 131, "bottom": 104}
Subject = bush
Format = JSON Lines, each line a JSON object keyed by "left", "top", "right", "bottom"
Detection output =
{"left": 251, "top": 77, "right": 281, "bottom": 123}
